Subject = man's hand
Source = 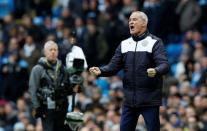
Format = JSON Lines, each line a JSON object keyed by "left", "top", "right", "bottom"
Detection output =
{"left": 89, "top": 67, "right": 101, "bottom": 76}
{"left": 147, "top": 68, "right": 156, "bottom": 77}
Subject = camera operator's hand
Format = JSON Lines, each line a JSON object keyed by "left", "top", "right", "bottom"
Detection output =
{"left": 89, "top": 67, "right": 101, "bottom": 76}
{"left": 32, "top": 107, "right": 45, "bottom": 119}
{"left": 73, "top": 85, "right": 80, "bottom": 93}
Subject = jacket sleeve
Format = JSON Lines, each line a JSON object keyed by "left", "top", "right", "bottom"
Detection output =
{"left": 152, "top": 40, "right": 170, "bottom": 75}
{"left": 99, "top": 44, "right": 123, "bottom": 76}
{"left": 29, "top": 65, "right": 42, "bottom": 108}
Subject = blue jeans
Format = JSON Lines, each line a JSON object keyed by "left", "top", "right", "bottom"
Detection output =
{"left": 120, "top": 105, "right": 160, "bottom": 131}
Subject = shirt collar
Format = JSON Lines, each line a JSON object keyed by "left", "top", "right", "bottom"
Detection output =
{"left": 132, "top": 30, "right": 149, "bottom": 42}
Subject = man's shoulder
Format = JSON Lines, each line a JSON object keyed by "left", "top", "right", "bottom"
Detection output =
{"left": 120, "top": 37, "right": 133, "bottom": 48}
{"left": 148, "top": 33, "right": 161, "bottom": 42}
{"left": 121, "top": 34, "right": 161, "bottom": 43}
{"left": 144, "top": 33, "right": 164, "bottom": 48}
{"left": 31, "top": 64, "right": 44, "bottom": 72}
{"left": 121, "top": 37, "right": 132, "bottom": 43}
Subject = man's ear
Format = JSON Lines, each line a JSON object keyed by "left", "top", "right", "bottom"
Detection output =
{"left": 142, "top": 22, "right": 147, "bottom": 28}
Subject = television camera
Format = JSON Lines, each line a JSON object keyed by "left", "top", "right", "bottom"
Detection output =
{"left": 65, "top": 58, "right": 85, "bottom": 130}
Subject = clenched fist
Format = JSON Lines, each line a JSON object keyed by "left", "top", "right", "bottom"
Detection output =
{"left": 147, "top": 68, "right": 156, "bottom": 77}
{"left": 89, "top": 67, "right": 101, "bottom": 76}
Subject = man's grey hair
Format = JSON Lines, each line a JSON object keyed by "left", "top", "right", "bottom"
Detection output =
{"left": 44, "top": 40, "right": 57, "bottom": 51}
{"left": 138, "top": 11, "right": 148, "bottom": 25}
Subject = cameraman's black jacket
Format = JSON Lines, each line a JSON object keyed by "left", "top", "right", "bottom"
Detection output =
{"left": 100, "top": 31, "right": 169, "bottom": 107}
{"left": 29, "top": 57, "right": 73, "bottom": 109}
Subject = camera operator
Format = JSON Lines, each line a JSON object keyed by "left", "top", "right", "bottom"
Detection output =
{"left": 65, "top": 30, "right": 87, "bottom": 90}
{"left": 59, "top": 30, "right": 87, "bottom": 130}
{"left": 65, "top": 30, "right": 88, "bottom": 113}
{"left": 29, "top": 41, "right": 78, "bottom": 131}
{"left": 65, "top": 30, "right": 88, "bottom": 71}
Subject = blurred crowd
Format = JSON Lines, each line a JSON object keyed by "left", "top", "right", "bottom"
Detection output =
{"left": 0, "top": 0, "right": 207, "bottom": 131}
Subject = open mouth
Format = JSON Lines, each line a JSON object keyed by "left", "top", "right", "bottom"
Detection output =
{"left": 130, "top": 25, "right": 134, "bottom": 30}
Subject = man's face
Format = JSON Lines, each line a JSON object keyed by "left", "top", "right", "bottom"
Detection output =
{"left": 44, "top": 43, "right": 58, "bottom": 62}
{"left": 129, "top": 12, "right": 145, "bottom": 36}
{"left": 69, "top": 37, "right": 76, "bottom": 44}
